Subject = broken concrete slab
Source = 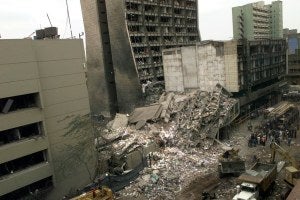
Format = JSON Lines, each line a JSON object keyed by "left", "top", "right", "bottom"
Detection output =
{"left": 135, "top": 120, "right": 146, "bottom": 130}
{"left": 129, "top": 104, "right": 163, "bottom": 123}
{"left": 98, "top": 84, "right": 241, "bottom": 199}
{"left": 111, "top": 113, "right": 128, "bottom": 130}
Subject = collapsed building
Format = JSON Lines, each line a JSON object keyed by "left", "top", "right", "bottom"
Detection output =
{"left": 162, "top": 39, "right": 287, "bottom": 122}
{"left": 93, "top": 84, "right": 238, "bottom": 199}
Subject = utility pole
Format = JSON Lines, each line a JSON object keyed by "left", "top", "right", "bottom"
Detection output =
{"left": 66, "top": 0, "right": 73, "bottom": 38}
{"left": 46, "top": 13, "right": 53, "bottom": 27}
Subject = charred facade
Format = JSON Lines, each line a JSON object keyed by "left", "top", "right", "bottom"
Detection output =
{"left": 81, "top": 0, "right": 200, "bottom": 114}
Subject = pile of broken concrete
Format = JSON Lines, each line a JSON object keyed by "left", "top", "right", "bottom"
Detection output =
{"left": 96, "top": 84, "right": 238, "bottom": 199}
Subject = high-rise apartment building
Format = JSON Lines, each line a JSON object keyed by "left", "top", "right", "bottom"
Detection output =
{"left": 0, "top": 39, "right": 94, "bottom": 200}
{"left": 284, "top": 28, "right": 300, "bottom": 83}
{"left": 81, "top": 0, "right": 200, "bottom": 115}
{"left": 232, "top": 1, "right": 283, "bottom": 40}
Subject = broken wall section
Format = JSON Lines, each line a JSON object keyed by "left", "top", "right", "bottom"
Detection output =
{"left": 162, "top": 41, "right": 240, "bottom": 93}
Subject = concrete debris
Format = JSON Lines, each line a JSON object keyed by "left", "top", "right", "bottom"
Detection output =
{"left": 159, "top": 92, "right": 175, "bottom": 122}
{"left": 94, "top": 128, "right": 129, "bottom": 149}
{"left": 111, "top": 113, "right": 128, "bottom": 130}
{"left": 130, "top": 84, "right": 237, "bottom": 139}
{"left": 129, "top": 104, "right": 163, "bottom": 123}
{"left": 135, "top": 119, "right": 146, "bottom": 130}
{"left": 96, "top": 84, "right": 239, "bottom": 198}
{"left": 175, "top": 84, "right": 237, "bottom": 140}
{"left": 117, "top": 136, "right": 221, "bottom": 199}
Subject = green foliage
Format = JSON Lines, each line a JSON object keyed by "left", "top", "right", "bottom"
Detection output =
{"left": 54, "top": 114, "right": 97, "bottom": 182}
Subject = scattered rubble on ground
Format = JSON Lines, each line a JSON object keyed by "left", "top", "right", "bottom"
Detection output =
{"left": 119, "top": 145, "right": 221, "bottom": 199}
{"left": 95, "top": 84, "right": 241, "bottom": 199}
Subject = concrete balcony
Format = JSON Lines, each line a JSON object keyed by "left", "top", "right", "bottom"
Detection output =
{"left": 0, "top": 108, "right": 43, "bottom": 132}
{"left": 0, "top": 79, "right": 39, "bottom": 99}
{"left": 0, "top": 162, "right": 52, "bottom": 196}
{"left": 0, "top": 136, "right": 48, "bottom": 164}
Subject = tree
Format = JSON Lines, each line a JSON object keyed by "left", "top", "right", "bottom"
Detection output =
{"left": 54, "top": 114, "right": 98, "bottom": 182}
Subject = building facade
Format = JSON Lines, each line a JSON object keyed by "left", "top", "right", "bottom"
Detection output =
{"left": 163, "top": 39, "right": 286, "bottom": 114}
{"left": 81, "top": 0, "right": 200, "bottom": 115}
{"left": 0, "top": 39, "right": 94, "bottom": 199}
{"left": 232, "top": 1, "right": 283, "bottom": 40}
{"left": 284, "top": 28, "right": 300, "bottom": 83}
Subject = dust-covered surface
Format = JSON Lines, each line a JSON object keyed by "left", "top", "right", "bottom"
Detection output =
{"left": 98, "top": 88, "right": 300, "bottom": 200}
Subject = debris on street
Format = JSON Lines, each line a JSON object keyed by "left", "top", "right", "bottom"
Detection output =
{"left": 94, "top": 84, "right": 240, "bottom": 199}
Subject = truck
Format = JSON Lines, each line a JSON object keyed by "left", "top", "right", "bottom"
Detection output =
{"left": 70, "top": 187, "right": 114, "bottom": 200}
{"left": 270, "top": 142, "right": 300, "bottom": 198}
{"left": 232, "top": 163, "right": 277, "bottom": 200}
{"left": 218, "top": 148, "right": 245, "bottom": 178}
{"left": 287, "top": 179, "right": 300, "bottom": 200}
{"left": 270, "top": 142, "right": 300, "bottom": 186}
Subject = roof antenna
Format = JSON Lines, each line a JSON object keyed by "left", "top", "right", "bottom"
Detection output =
{"left": 66, "top": 0, "right": 73, "bottom": 38}
{"left": 46, "top": 13, "right": 53, "bottom": 27}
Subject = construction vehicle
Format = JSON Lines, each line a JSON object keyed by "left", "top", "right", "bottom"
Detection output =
{"left": 270, "top": 142, "right": 300, "bottom": 186}
{"left": 218, "top": 148, "right": 245, "bottom": 178}
{"left": 70, "top": 187, "right": 114, "bottom": 200}
{"left": 232, "top": 163, "right": 277, "bottom": 200}
{"left": 286, "top": 179, "right": 300, "bottom": 200}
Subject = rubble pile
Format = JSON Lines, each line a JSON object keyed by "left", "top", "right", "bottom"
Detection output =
{"left": 116, "top": 124, "right": 221, "bottom": 200}
{"left": 96, "top": 84, "right": 239, "bottom": 199}
{"left": 173, "top": 84, "right": 237, "bottom": 141}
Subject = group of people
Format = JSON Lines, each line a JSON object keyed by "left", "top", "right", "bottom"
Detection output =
{"left": 248, "top": 113, "right": 298, "bottom": 147}
{"left": 248, "top": 127, "right": 267, "bottom": 147}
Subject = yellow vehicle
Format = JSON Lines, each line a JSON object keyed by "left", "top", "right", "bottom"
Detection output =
{"left": 218, "top": 148, "right": 245, "bottom": 178}
{"left": 70, "top": 187, "right": 114, "bottom": 200}
{"left": 270, "top": 142, "right": 300, "bottom": 186}
{"left": 286, "top": 179, "right": 300, "bottom": 200}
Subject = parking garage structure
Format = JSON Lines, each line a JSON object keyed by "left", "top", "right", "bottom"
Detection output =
{"left": 0, "top": 39, "right": 91, "bottom": 199}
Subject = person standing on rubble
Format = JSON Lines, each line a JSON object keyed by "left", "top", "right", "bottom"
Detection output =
{"left": 279, "top": 130, "right": 283, "bottom": 141}
{"left": 284, "top": 129, "right": 289, "bottom": 141}
{"left": 248, "top": 121, "right": 253, "bottom": 131}
{"left": 270, "top": 134, "right": 274, "bottom": 143}
{"left": 261, "top": 135, "right": 266, "bottom": 146}
{"left": 288, "top": 135, "right": 292, "bottom": 146}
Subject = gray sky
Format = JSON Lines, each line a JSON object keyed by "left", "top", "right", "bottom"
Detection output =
{"left": 0, "top": 0, "right": 299, "bottom": 40}
{"left": 0, "top": 0, "right": 83, "bottom": 39}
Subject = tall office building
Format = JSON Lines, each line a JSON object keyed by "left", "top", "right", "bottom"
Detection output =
{"left": 81, "top": 0, "right": 201, "bottom": 115}
{"left": 0, "top": 39, "right": 93, "bottom": 199}
{"left": 232, "top": 1, "right": 283, "bottom": 40}
{"left": 284, "top": 28, "right": 300, "bottom": 83}
{"left": 163, "top": 38, "right": 286, "bottom": 116}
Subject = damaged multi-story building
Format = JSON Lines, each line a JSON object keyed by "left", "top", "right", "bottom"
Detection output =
{"left": 232, "top": 1, "right": 283, "bottom": 40}
{"left": 162, "top": 39, "right": 286, "bottom": 119}
{"left": 284, "top": 28, "right": 300, "bottom": 84}
{"left": 80, "top": 0, "right": 201, "bottom": 115}
{"left": 0, "top": 38, "right": 94, "bottom": 199}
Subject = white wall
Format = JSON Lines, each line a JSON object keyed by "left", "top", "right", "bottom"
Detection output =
{"left": 163, "top": 41, "right": 239, "bottom": 92}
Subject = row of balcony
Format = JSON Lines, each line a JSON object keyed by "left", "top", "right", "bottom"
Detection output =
{"left": 0, "top": 162, "right": 52, "bottom": 196}
{"left": 130, "top": 35, "right": 198, "bottom": 44}
{"left": 0, "top": 92, "right": 53, "bottom": 197}
{"left": 126, "top": 10, "right": 197, "bottom": 18}
{"left": 128, "top": 21, "right": 197, "bottom": 27}
{"left": 125, "top": 0, "right": 197, "bottom": 10}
